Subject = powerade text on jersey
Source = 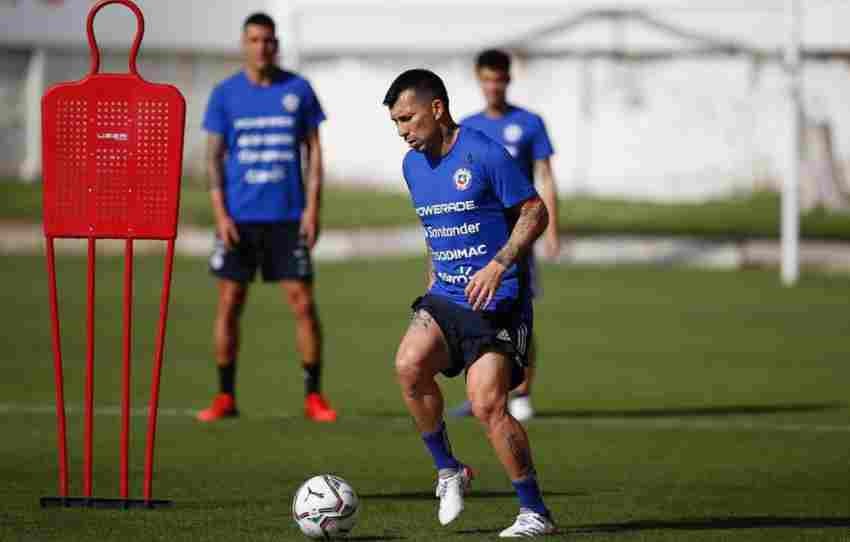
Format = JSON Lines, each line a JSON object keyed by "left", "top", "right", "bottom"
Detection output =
{"left": 461, "top": 105, "right": 554, "bottom": 182}
{"left": 403, "top": 127, "right": 537, "bottom": 311}
{"left": 203, "top": 70, "right": 326, "bottom": 223}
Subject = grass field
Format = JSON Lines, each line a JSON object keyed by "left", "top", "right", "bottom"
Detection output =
{"left": 2, "top": 254, "right": 850, "bottom": 541}
{"left": 4, "top": 179, "right": 850, "bottom": 240}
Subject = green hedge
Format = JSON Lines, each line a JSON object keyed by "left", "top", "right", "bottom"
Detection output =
{"left": 3, "top": 180, "right": 850, "bottom": 240}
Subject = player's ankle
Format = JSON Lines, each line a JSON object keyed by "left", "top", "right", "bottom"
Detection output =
{"left": 303, "top": 361, "right": 322, "bottom": 396}
{"left": 438, "top": 467, "right": 459, "bottom": 479}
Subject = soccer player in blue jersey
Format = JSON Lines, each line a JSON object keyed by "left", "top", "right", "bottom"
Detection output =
{"left": 451, "top": 49, "right": 561, "bottom": 422}
{"left": 196, "top": 13, "right": 337, "bottom": 423}
{"left": 384, "top": 69, "right": 556, "bottom": 537}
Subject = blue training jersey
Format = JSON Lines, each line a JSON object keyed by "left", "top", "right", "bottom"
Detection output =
{"left": 403, "top": 127, "right": 538, "bottom": 312}
{"left": 461, "top": 104, "right": 554, "bottom": 182}
{"left": 202, "top": 70, "right": 326, "bottom": 223}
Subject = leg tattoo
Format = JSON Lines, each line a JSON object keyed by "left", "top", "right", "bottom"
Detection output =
{"left": 506, "top": 433, "right": 533, "bottom": 474}
{"left": 410, "top": 309, "right": 433, "bottom": 329}
{"left": 405, "top": 382, "right": 421, "bottom": 400}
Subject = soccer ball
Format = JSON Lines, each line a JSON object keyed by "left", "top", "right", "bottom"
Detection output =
{"left": 292, "top": 474, "right": 359, "bottom": 539}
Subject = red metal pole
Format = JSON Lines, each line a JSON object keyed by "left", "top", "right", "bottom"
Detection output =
{"left": 84, "top": 238, "right": 95, "bottom": 498}
{"left": 45, "top": 237, "right": 69, "bottom": 498}
{"left": 120, "top": 239, "right": 133, "bottom": 499}
{"left": 144, "top": 239, "right": 175, "bottom": 501}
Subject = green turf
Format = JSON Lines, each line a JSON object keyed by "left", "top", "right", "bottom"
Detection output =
{"left": 5, "top": 178, "right": 850, "bottom": 240}
{"left": 2, "top": 255, "right": 850, "bottom": 541}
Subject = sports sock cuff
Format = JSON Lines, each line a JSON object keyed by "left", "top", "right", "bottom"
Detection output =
{"left": 422, "top": 421, "right": 460, "bottom": 471}
{"left": 303, "top": 362, "right": 322, "bottom": 395}
{"left": 218, "top": 361, "right": 236, "bottom": 396}
{"left": 512, "top": 474, "right": 548, "bottom": 516}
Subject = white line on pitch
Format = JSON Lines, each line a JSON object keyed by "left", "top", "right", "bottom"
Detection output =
{"left": 2, "top": 403, "right": 850, "bottom": 434}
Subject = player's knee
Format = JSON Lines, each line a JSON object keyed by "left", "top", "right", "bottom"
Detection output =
{"left": 286, "top": 287, "right": 315, "bottom": 321}
{"left": 218, "top": 288, "right": 246, "bottom": 318}
{"left": 292, "top": 297, "right": 315, "bottom": 321}
{"left": 395, "top": 351, "right": 425, "bottom": 387}
{"left": 470, "top": 394, "right": 507, "bottom": 428}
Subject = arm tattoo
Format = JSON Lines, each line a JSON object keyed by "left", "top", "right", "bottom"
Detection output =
{"left": 506, "top": 433, "right": 534, "bottom": 475}
{"left": 493, "top": 197, "right": 549, "bottom": 268}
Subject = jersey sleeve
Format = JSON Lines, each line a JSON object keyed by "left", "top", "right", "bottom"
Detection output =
{"left": 301, "top": 81, "right": 327, "bottom": 133}
{"left": 486, "top": 142, "right": 538, "bottom": 209}
{"left": 202, "top": 84, "right": 228, "bottom": 136}
{"left": 531, "top": 115, "right": 555, "bottom": 161}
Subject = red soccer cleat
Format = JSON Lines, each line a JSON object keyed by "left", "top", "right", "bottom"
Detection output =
{"left": 305, "top": 393, "right": 337, "bottom": 422}
{"left": 196, "top": 393, "right": 238, "bottom": 422}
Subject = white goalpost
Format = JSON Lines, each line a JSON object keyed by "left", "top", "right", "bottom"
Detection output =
{"left": 782, "top": 0, "right": 802, "bottom": 286}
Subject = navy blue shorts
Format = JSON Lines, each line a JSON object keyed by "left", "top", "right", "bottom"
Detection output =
{"left": 411, "top": 294, "right": 532, "bottom": 390}
{"left": 209, "top": 221, "right": 313, "bottom": 283}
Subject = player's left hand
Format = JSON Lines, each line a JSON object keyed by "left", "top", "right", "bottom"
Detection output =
{"left": 465, "top": 260, "right": 507, "bottom": 311}
{"left": 300, "top": 208, "right": 320, "bottom": 249}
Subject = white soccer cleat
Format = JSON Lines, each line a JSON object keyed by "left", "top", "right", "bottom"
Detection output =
{"left": 435, "top": 465, "right": 475, "bottom": 525}
{"left": 509, "top": 395, "right": 535, "bottom": 422}
{"left": 499, "top": 509, "right": 557, "bottom": 537}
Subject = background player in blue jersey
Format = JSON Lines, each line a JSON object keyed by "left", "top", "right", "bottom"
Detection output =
{"left": 384, "top": 69, "right": 556, "bottom": 537}
{"left": 452, "top": 49, "right": 561, "bottom": 422}
{"left": 196, "top": 13, "right": 337, "bottom": 423}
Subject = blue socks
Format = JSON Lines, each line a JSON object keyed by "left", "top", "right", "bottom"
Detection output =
{"left": 421, "top": 421, "right": 460, "bottom": 471}
{"left": 512, "top": 473, "right": 549, "bottom": 516}
{"left": 423, "top": 421, "right": 548, "bottom": 516}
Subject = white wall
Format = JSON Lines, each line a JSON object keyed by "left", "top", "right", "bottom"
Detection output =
{"left": 305, "top": 55, "right": 850, "bottom": 201}
{"left": 3, "top": 45, "right": 849, "bottom": 201}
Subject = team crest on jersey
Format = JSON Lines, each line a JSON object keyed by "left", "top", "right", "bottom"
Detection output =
{"left": 453, "top": 168, "right": 473, "bottom": 191}
{"left": 503, "top": 123, "right": 523, "bottom": 143}
{"left": 282, "top": 93, "right": 300, "bottom": 112}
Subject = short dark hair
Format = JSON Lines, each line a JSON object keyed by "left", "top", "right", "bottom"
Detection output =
{"left": 476, "top": 49, "right": 511, "bottom": 73}
{"left": 383, "top": 69, "right": 450, "bottom": 109}
{"left": 243, "top": 12, "right": 276, "bottom": 33}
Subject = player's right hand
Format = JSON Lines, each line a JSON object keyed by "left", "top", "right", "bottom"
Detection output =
{"left": 542, "top": 231, "right": 561, "bottom": 261}
{"left": 465, "top": 260, "right": 506, "bottom": 311}
{"left": 217, "top": 217, "right": 240, "bottom": 250}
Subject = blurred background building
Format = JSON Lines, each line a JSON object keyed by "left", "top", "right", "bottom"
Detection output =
{"left": 1, "top": 0, "right": 849, "bottom": 205}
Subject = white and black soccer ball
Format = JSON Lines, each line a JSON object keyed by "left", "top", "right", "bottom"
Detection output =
{"left": 292, "top": 475, "right": 359, "bottom": 539}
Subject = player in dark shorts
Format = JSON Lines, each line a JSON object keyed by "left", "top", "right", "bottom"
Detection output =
{"left": 451, "top": 49, "right": 561, "bottom": 422}
{"left": 196, "top": 12, "right": 336, "bottom": 423}
{"left": 385, "top": 69, "right": 556, "bottom": 536}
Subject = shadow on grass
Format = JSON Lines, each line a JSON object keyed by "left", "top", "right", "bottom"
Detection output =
{"left": 535, "top": 402, "right": 845, "bottom": 420}
{"left": 457, "top": 516, "right": 850, "bottom": 537}
{"left": 345, "top": 537, "right": 405, "bottom": 541}
{"left": 454, "top": 528, "right": 503, "bottom": 535}
{"left": 570, "top": 516, "right": 850, "bottom": 534}
{"left": 360, "top": 490, "right": 586, "bottom": 502}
